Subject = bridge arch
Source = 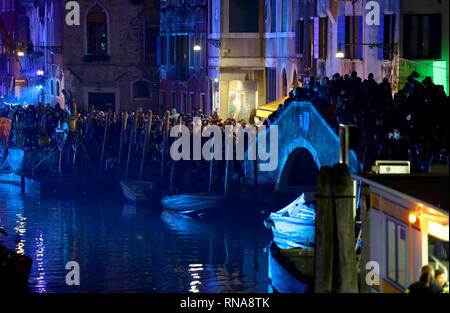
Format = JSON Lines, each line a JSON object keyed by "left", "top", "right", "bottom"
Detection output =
{"left": 275, "top": 136, "right": 321, "bottom": 192}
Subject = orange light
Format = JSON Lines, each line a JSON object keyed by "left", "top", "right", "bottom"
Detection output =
{"left": 408, "top": 213, "right": 417, "bottom": 224}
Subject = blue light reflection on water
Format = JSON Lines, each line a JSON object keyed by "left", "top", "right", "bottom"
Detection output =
{"left": 0, "top": 182, "right": 272, "bottom": 293}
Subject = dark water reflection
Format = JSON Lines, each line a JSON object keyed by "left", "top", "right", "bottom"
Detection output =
{"left": 0, "top": 181, "right": 272, "bottom": 293}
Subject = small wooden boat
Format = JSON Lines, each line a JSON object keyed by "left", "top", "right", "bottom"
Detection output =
{"left": 0, "top": 246, "right": 33, "bottom": 293}
{"left": 120, "top": 180, "right": 155, "bottom": 203}
{"left": 264, "top": 193, "right": 316, "bottom": 249}
{"left": 268, "top": 241, "right": 314, "bottom": 293}
{"left": 160, "top": 193, "right": 225, "bottom": 215}
{"left": 161, "top": 210, "right": 215, "bottom": 237}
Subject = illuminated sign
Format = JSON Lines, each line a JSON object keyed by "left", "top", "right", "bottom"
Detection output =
{"left": 428, "top": 220, "right": 449, "bottom": 241}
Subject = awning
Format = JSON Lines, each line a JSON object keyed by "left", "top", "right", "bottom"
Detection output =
{"left": 256, "top": 96, "right": 288, "bottom": 119}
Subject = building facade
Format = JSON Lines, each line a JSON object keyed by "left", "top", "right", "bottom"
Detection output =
{"left": 159, "top": 0, "right": 209, "bottom": 116}
{"left": 63, "top": 0, "right": 160, "bottom": 112}
{"left": 0, "top": 11, "right": 15, "bottom": 100}
{"left": 1, "top": 0, "right": 64, "bottom": 106}
{"left": 208, "top": 0, "right": 266, "bottom": 120}
{"left": 293, "top": 0, "right": 448, "bottom": 95}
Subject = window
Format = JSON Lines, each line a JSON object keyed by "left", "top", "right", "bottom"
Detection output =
{"left": 189, "top": 34, "right": 194, "bottom": 66}
{"left": 145, "top": 27, "right": 158, "bottom": 55}
{"left": 133, "top": 81, "right": 150, "bottom": 99}
{"left": 161, "top": 91, "right": 167, "bottom": 108}
{"left": 200, "top": 94, "right": 206, "bottom": 114}
{"left": 378, "top": 14, "right": 396, "bottom": 60}
{"left": 229, "top": 0, "right": 258, "bottom": 33}
{"left": 50, "top": 80, "right": 54, "bottom": 96}
{"left": 297, "top": 20, "right": 304, "bottom": 54}
{"left": 200, "top": 34, "right": 205, "bottom": 67}
{"left": 189, "top": 93, "right": 195, "bottom": 113}
{"left": 182, "top": 93, "right": 187, "bottom": 113}
{"left": 159, "top": 35, "right": 166, "bottom": 65}
{"left": 56, "top": 81, "right": 60, "bottom": 96}
{"left": 318, "top": 17, "right": 327, "bottom": 59}
{"left": 270, "top": 0, "right": 276, "bottom": 33}
{"left": 209, "top": 0, "right": 212, "bottom": 33}
{"left": 87, "top": 5, "right": 108, "bottom": 55}
{"left": 171, "top": 92, "right": 176, "bottom": 108}
{"left": 282, "top": 0, "right": 288, "bottom": 32}
{"left": 403, "top": 14, "right": 441, "bottom": 59}
{"left": 337, "top": 15, "right": 363, "bottom": 60}
{"left": 169, "top": 36, "right": 175, "bottom": 64}
{"left": 386, "top": 219, "right": 407, "bottom": 289}
{"left": 266, "top": 68, "right": 276, "bottom": 103}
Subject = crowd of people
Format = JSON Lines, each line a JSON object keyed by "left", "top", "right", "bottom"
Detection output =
{"left": 0, "top": 101, "right": 256, "bottom": 191}
{"left": 270, "top": 71, "right": 449, "bottom": 173}
{"left": 1, "top": 71, "right": 448, "bottom": 179}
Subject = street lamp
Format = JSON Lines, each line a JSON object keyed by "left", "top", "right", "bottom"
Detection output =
{"left": 335, "top": 42, "right": 398, "bottom": 59}
{"left": 37, "top": 70, "right": 44, "bottom": 76}
{"left": 17, "top": 51, "right": 25, "bottom": 57}
{"left": 193, "top": 44, "right": 201, "bottom": 51}
{"left": 336, "top": 47, "right": 344, "bottom": 58}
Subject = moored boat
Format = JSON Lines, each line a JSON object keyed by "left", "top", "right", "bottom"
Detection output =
{"left": 264, "top": 193, "right": 316, "bottom": 249}
{"left": 120, "top": 180, "right": 155, "bottom": 203}
{"left": 268, "top": 241, "right": 314, "bottom": 293}
{"left": 0, "top": 231, "right": 33, "bottom": 293}
{"left": 160, "top": 193, "right": 225, "bottom": 214}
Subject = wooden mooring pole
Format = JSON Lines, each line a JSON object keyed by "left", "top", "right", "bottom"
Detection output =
{"left": 160, "top": 110, "right": 170, "bottom": 183}
{"left": 125, "top": 110, "right": 139, "bottom": 180}
{"left": 169, "top": 115, "right": 182, "bottom": 193}
{"left": 314, "top": 166, "right": 334, "bottom": 293}
{"left": 332, "top": 163, "right": 358, "bottom": 293}
{"left": 224, "top": 133, "right": 233, "bottom": 197}
{"left": 139, "top": 110, "right": 153, "bottom": 180}
{"left": 208, "top": 136, "right": 216, "bottom": 193}
{"left": 99, "top": 109, "right": 112, "bottom": 177}
{"left": 117, "top": 111, "right": 128, "bottom": 178}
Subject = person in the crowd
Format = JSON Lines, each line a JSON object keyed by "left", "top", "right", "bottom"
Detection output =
{"left": 406, "top": 265, "right": 443, "bottom": 293}
{"left": 434, "top": 269, "right": 449, "bottom": 293}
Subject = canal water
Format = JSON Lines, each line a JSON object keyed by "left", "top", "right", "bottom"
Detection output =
{"left": 0, "top": 180, "right": 274, "bottom": 293}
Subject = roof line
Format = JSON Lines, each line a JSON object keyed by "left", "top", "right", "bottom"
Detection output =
{"left": 351, "top": 174, "right": 449, "bottom": 217}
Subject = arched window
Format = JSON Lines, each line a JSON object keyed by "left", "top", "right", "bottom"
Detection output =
{"left": 87, "top": 4, "right": 108, "bottom": 55}
{"left": 132, "top": 81, "right": 150, "bottom": 99}
{"left": 50, "top": 80, "right": 54, "bottom": 96}
{"left": 56, "top": 81, "right": 60, "bottom": 96}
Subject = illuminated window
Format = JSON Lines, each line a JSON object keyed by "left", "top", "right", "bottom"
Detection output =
{"left": 87, "top": 4, "right": 108, "bottom": 55}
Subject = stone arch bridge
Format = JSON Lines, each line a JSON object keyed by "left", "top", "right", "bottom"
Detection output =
{"left": 245, "top": 101, "right": 358, "bottom": 193}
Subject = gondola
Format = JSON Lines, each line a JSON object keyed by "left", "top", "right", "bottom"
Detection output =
{"left": 268, "top": 241, "right": 314, "bottom": 293}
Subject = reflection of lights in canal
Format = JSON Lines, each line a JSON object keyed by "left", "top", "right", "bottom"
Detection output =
{"left": 14, "top": 213, "right": 27, "bottom": 255}
{"left": 35, "top": 231, "right": 47, "bottom": 293}
{"left": 189, "top": 264, "right": 203, "bottom": 293}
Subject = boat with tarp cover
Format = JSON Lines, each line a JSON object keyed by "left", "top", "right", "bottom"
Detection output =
{"left": 264, "top": 193, "right": 316, "bottom": 249}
